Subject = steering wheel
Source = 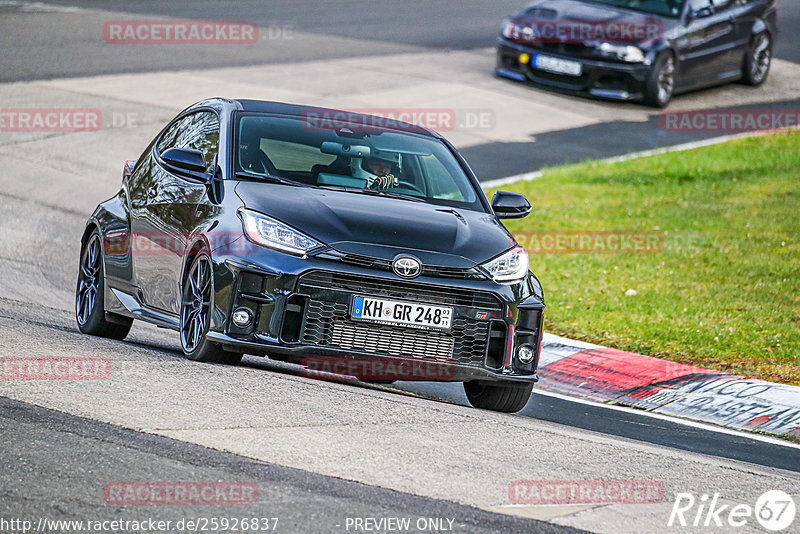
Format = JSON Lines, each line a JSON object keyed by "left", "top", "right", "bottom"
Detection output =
{"left": 396, "top": 180, "right": 425, "bottom": 195}
{"left": 242, "top": 150, "right": 277, "bottom": 176}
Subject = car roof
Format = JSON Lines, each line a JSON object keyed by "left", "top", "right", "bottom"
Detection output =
{"left": 233, "top": 99, "right": 438, "bottom": 138}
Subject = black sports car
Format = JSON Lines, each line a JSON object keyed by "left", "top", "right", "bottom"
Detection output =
{"left": 496, "top": 0, "right": 777, "bottom": 107}
{"left": 76, "top": 98, "right": 545, "bottom": 413}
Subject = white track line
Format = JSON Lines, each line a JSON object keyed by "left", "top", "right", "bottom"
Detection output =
{"left": 481, "top": 129, "right": 798, "bottom": 190}
{"left": 533, "top": 388, "right": 800, "bottom": 451}
{"left": 481, "top": 170, "right": 542, "bottom": 189}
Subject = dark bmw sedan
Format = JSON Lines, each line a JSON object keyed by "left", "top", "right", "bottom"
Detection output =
{"left": 496, "top": 0, "right": 777, "bottom": 107}
{"left": 76, "top": 98, "right": 545, "bottom": 413}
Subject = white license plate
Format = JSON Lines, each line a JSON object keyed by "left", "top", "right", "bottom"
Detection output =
{"left": 351, "top": 296, "right": 453, "bottom": 331}
{"left": 533, "top": 54, "right": 583, "bottom": 76}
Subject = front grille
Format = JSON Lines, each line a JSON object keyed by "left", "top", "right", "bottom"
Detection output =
{"left": 296, "top": 271, "right": 502, "bottom": 367}
{"left": 331, "top": 321, "right": 455, "bottom": 360}
{"left": 298, "top": 271, "right": 502, "bottom": 309}
{"left": 532, "top": 42, "right": 593, "bottom": 58}
{"left": 313, "top": 250, "right": 485, "bottom": 280}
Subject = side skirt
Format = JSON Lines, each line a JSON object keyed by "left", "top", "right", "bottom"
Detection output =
{"left": 110, "top": 288, "right": 180, "bottom": 330}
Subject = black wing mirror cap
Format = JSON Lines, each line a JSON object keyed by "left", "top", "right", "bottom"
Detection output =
{"left": 492, "top": 190, "right": 532, "bottom": 219}
{"left": 161, "top": 147, "right": 208, "bottom": 174}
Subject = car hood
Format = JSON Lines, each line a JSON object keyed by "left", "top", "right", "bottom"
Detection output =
{"left": 234, "top": 182, "right": 516, "bottom": 268}
{"left": 515, "top": 0, "right": 680, "bottom": 43}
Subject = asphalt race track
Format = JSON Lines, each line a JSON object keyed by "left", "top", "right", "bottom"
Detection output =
{"left": 2, "top": 0, "right": 799, "bottom": 80}
{"left": 2, "top": 1, "right": 800, "bottom": 179}
{"left": 1, "top": 2, "right": 799, "bottom": 533}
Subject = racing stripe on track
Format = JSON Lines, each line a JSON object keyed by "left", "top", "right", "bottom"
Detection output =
{"left": 538, "top": 332, "right": 601, "bottom": 368}
{"left": 537, "top": 347, "right": 719, "bottom": 401}
{"left": 538, "top": 344, "right": 583, "bottom": 367}
{"left": 535, "top": 341, "right": 800, "bottom": 437}
{"left": 650, "top": 377, "right": 800, "bottom": 436}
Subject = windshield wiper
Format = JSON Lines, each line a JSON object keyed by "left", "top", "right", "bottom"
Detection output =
{"left": 358, "top": 189, "right": 425, "bottom": 202}
{"left": 234, "top": 171, "right": 309, "bottom": 187}
{"left": 318, "top": 185, "right": 424, "bottom": 202}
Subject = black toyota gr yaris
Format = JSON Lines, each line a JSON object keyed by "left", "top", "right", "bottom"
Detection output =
{"left": 76, "top": 98, "right": 544, "bottom": 413}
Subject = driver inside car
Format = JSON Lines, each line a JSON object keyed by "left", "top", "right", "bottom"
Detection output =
{"left": 351, "top": 151, "right": 400, "bottom": 190}
{"left": 239, "top": 130, "right": 277, "bottom": 175}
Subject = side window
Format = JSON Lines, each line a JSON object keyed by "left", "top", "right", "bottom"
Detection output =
{"left": 157, "top": 111, "right": 220, "bottom": 170}
{"left": 711, "top": 0, "right": 732, "bottom": 11}
{"left": 689, "top": 0, "right": 712, "bottom": 10}
{"left": 128, "top": 151, "right": 155, "bottom": 209}
{"left": 417, "top": 154, "right": 473, "bottom": 202}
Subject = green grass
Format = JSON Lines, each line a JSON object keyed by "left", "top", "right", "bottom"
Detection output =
{"left": 488, "top": 131, "right": 800, "bottom": 385}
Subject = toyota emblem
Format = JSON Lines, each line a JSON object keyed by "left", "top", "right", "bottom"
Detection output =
{"left": 392, "top": 255, "right": 422, "bottom": 279}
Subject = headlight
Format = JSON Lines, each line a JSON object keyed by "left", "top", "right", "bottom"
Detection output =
{"left": 502, "top": 20, "right": 516, "bottom": 39}
{"left": 480, "top": 246, "right": 529, "bottom": 283}
{"left": 238, "top": 208, "right": 323, "bottom": 256}
{"left": 598, "top": 43, "right": 646, "bottom": 63}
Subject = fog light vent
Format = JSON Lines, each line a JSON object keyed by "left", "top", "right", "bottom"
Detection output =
{"left": 232, "top": 308, "right": 253, "bottom": 327}
{"left": 517, "top": 344, "right": 535, "bottom": 364}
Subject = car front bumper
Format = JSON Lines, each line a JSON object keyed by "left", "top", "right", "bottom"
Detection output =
{"left": 496, "top": 39, "right": 652, "bottom": 102}
{"left": 208, "top": 238, "right": 545, "bottom": 384}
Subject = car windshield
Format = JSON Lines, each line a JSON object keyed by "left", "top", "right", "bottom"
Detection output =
{"left": 580, "top": 0, "right": 685, "bottom": 17}
{"left": 234, "top": 113, "right": 483, "bottom": 210}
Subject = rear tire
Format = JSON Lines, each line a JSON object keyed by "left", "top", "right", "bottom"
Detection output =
{"left": 75, "top": 229, "right": 133, "bottom": 340}
{"left": 741, "top": 32, "right": 772, "bottom": 86}
{"left": 180, "top": 253, "right": 242, "bottom": 365}
{"left": 464, "top": 380, "right": 533, "bottom": 413}
{"left": 643, "top": 52, "right": 676, "bottom": 108}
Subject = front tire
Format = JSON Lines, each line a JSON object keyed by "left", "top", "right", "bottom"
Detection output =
{"left": 76, "top": 230, "right": 133, "bottom": 340}
{"left": 643, "top": 52, "right": 676, "bottom": 108}
{"left": 742, "top": 32, "right": 772, "bottom": 86}
{"left": 180, "top": 253, "right": 242, "bottom": 365}
{"left": 464, "top": 380, "right": 533, "bottom": 413}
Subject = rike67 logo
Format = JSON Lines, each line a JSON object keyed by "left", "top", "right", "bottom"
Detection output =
{"left": 668, "top": 490, "right": 796, "bottom": 531}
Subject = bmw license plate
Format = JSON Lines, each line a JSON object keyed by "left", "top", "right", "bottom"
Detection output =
{"left": 532, "top": 54, "right": 583, "bottom": 76}
{"left": 351, "top": 296, "right": 453, "bottom": 331}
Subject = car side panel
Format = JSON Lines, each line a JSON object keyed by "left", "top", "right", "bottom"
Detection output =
{"left": 678, "top": 10, "right": 738, "bottom": 88}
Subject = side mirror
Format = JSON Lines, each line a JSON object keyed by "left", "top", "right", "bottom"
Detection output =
{"left": 689, "top": 6, "right": 714, "bottom": 20}
{"left": 491, "top": 190, "right": 532, "bottom": 219}
{"left": 161, "top": 147, "right": 208, "bottom": 174}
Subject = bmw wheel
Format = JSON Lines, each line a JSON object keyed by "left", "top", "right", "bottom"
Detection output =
{"left": 180, "top": 253, "right": 242, "bottom": 364}
{"left": 463, "top": 380, "right": 533, "bottom": 413}
{"left": 75, "top": 229, "right": 132, "bottom": 339}
{"left": 643, "top": 52, "right": 676, "bottom": 108}
{"left": 742, "top": 32, "right": 772, "bottom": 86}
